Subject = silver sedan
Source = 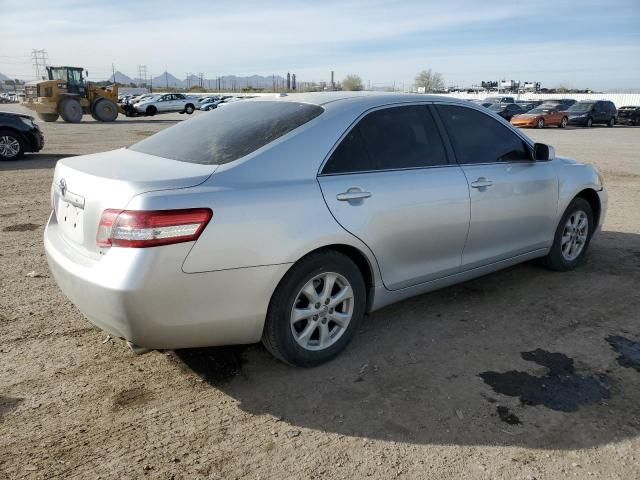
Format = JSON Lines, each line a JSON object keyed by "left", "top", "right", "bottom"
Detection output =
{"left": 45, "top": 93, "right": 607, "bottom": 366}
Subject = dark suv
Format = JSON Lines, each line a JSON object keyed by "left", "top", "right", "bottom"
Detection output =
{"left": 566, "top": 100, "right": 617, "bottom": 127}
{"left": 617, "top": 106, "right": 640, "bottom": 126}
{"left": 0, "top": 111, "right": 44, "bottom": 160}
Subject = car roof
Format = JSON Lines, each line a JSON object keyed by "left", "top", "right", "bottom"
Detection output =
{"left": 252, "top": 92, "right": 472, "bottom": 114}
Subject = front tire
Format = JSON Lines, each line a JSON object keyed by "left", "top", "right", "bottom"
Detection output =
{"left": 262, "top": 251, "right": 366, "bottom": 367}
{"left": 536, "top": 118, "right": 545, "bottom": 129}
{"left": 607, "top": 117, "right": 615, "bottom": 127}
{"left": 92, "top": 98, "right": 119, "bottom": 122}
{"left": 146, "top": 105, "right": 157, "bottom": 116}
{"left": 60, "top": 98, "right": 83, "bottom": 123}
{"left": 0, "top": 129, "right": 24, "bottom": 161}
{"left": 184, "top": 104, "right": 195, "bottom": 114}
{"left": 586, "top": 117, "right": 593, "bottom": 128}
{"left": 541, "top": 198, "right": 594, "bottom": 272}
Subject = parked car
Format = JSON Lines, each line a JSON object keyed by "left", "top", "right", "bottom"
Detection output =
{"left": 44, "top": 93, "right": 607, "bottom": 366}
{"left": 514, "top": 102, "right": 538, "bottom": 112}
{"left": 566, "top": 100, "right": 617, "bottom": 127}
{"left": 510, "top": 104, "right": 569, "bottom": 129}
{"left": 616, "top": 106, "right": 640, "bottom": 126}
{"left": 537, "top": 99, "right": 576, "bottom": 111}
{"left": 0, "top": 111, "right": 44, "bottom": 161}
{"left": 485, "top": 96, "right": 515, "bottom": 104}
{"left": 488, "top": 103, "right": 528, "bottom": 120}
{"left": 469, "top": 99, "right": 494, "bottom": 108}
{"left": 196, "top": 96, "right": 220, "bottom": 110}
{"left": 133, "top": 93, "right": 196, "bottom": 116}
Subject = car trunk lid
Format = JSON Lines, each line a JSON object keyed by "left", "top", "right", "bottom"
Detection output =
{"left": 52, "top": 148, "right": 217, "bottom": 255}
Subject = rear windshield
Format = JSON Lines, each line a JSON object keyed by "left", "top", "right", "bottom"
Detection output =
{"left": 130, "top": 101, "right": 324, "bottom": 165}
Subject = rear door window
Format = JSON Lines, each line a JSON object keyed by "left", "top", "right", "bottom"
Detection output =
{"left": 130, "top": 101, "right": 324, "bottom": 165}
{"left": 322, "top": 105, "right": 448, "bottom": 174}
{"left": 436, "top": 104, "right": 531, "bottom": 164}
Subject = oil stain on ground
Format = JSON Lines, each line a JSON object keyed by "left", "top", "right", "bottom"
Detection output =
{"left": 0, "top": 396, "right": 24, "bottom": 419}
{"left": 480, "top": 349, "right": 610, "bottom": 412}
{"left": 3, "top": 223, "right": 40, "bottom": 232}
{"left": 175, "top": 346, "right": 247, "bottom": 385}
{"left": 112, "top": 386, "right": 154, "bottom": 410}
{"left": 607, "top": 335, "right": 640, "bottom": 372}
{"left": 496, "top": 406, "right": 521, "bottom": 425}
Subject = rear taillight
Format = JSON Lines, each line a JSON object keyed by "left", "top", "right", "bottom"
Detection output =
{"left": 96, "top": 208, "right": 212, "bottom": 248}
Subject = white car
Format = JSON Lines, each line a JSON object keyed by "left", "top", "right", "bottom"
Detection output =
{"left": 133, "top": 93, "right": 196, "bottom": 116}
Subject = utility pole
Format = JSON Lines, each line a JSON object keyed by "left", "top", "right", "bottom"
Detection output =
{"left": 111, "top": 63, "right": 117, "bottom": 83}
{"left": 31, "top": 49, "right": 49, "bottom": 80}
{"left": 165, "top": 71, "right": 168, "bottom": 90}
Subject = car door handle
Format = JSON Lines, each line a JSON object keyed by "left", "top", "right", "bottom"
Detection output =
{"left": 336, "top": 190, "right": 372, "bottom": 201}
{"left": 470, "top": 178, "right": 493, "bottom": 189}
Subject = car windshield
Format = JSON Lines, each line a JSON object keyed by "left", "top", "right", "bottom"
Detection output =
{"left": 568, "top": 103, "right": 595, "bottom": 112}
{"left": 530, "top": 108, "right": 552, "bottom": 114}
{"left": 130, "top": 101, "right": 324, "bottom": 165}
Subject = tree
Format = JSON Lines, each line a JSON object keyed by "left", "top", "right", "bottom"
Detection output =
{"left": 415, "top": 69, "right": 445, "bottom": 92}
{"left": 342, "top": 74, "right": 364, "bottom": 91}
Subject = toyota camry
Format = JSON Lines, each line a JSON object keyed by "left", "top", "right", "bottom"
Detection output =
{"left": 45, "top": 93, "right": 607, "bottom": 366}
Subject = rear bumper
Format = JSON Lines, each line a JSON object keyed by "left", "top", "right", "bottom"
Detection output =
{"left": 617, "top": 117, "right": 637, "bottom": 125}
{"left": 44, "top": 213, "right": 290, "bottom": 349}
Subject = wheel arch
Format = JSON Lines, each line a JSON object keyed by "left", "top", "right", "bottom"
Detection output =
{"left": 574, "top": 188, "right": 602, "bottom": 228}
{"left": 280, "top": 243, "right": 377, "bottom": 314}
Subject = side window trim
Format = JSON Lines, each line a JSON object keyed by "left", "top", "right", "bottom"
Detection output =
{"left": 318, "top": 102, "right": 454, "bottom": 177}
{"left": 431, "top": 101, "right": 535, "bottom": 165}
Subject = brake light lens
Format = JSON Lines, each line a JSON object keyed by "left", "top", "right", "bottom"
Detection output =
{"left": 96, "top": 208, "right": 212, "bottom": 248}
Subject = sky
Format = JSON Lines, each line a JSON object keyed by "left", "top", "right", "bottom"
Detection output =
{"left": 1, "top": 0, "right": 639, "bottom": 90}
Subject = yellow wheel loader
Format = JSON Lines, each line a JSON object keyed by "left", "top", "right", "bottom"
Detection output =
{"left": 23, "top": 66, "right": 122, "bottom": 123}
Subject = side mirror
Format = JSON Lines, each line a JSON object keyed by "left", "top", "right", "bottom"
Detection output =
{"left": 534, "top": 143, "right": 555, "bottom": 161}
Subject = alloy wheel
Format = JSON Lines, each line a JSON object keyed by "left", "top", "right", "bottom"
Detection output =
{"left": 0, "top": 135, "right": 20, "bottom": 158}
{"left": 290, "top": 272, "right": 354, "bottom": 351}
{"left": 561, "top": 210, "right": 589, "bottom": 261}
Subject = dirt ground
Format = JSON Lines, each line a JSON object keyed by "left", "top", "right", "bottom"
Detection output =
{"left": 1, "top": 104, "right": 639, "bottom": 480}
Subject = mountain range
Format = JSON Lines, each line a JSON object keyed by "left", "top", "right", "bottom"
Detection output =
{"left": 107, "top": 70, "right": 287, "bottom": 89}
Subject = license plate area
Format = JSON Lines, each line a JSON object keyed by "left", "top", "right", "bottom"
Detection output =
{"left": 58, "top": 198, "right": 84, "bottom": 243}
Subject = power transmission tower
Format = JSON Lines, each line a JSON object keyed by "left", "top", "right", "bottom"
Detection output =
{"left": 31, "top": 49, "right": 49, "bottom": 80}
{"left": 137, "top": 65, "right": 148, "bottom": 88}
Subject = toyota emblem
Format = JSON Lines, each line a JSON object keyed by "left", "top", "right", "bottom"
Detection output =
{"left": 58, "top": 178, "right": 67, "bottom": 196}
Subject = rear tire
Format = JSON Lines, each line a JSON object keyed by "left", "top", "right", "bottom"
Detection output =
{"left": 586, "top": 117, "right": 593, "bottom": 128}
{"left": 37, "top": 113, "right": 59, "bottom": 122}
{"left": 541, "top": 198, "right": 594, "bottom": 272}
{"left": 607, "top": 117, "right": 615, "bottom": 127}
{"left": 92, "top": 98, "right": 118, "bottom": 122}
{"left": 59, "top": 98, "right": 83, "bottom": 123}
{"left": 184, "top": 104, "right": 195, "bottom": 114}
{"left": 559, "top": 117, "right": 568, "bottom": 128}
{"left": 146, "top": 105, "right": 157, "bottom": 116}
{"left": 0, "top": 129, "right": 24, "bottom": 161}
{"left": 262, "top": 251, "right": 366, "bottom": 367}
